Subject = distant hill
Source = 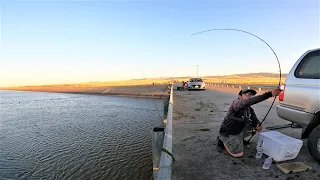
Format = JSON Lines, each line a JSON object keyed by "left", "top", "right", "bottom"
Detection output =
{"left": 202, "top": 72, "right": 287, "bottom": 79}
{"left": 1, "top": 72, "right": 287, "bottom": 88}
{"left": 163, "top": 72, "right": 287, "bottom": 85}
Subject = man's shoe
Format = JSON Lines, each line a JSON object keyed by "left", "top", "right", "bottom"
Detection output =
{"left": 217, "top": 136, "right": 225, "bottom": 149}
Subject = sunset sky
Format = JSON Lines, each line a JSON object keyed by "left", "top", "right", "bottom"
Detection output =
{"left": 0, "top": 0, "right": 319, "bottom": 87}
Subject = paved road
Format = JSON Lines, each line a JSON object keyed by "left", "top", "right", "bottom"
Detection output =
{"left": 172, "top": 87, "right": 320, "bottom": 180}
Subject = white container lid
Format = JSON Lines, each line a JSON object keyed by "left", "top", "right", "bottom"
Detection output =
{"left": 259, "top": 131, "right": 303, "bottom": 146}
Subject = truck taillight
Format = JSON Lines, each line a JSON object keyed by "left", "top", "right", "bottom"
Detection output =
{"left": 279, "top": 84, "right": 285, "bottom": 101}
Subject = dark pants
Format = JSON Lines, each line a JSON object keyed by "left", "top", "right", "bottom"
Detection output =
{"left": 219, "top": 123, "right": 252, "bottom": 154}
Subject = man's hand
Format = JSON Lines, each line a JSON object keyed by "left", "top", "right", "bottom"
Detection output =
{"left": 255, "top": 125, "right": 262, "bottom": 132}
{"left": 272, "top": 88, "right": 282, "bottom": 97}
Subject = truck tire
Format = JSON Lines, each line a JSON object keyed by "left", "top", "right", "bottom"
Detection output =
{"left": 308, "top": 124, "right": 320, "bottom": 162}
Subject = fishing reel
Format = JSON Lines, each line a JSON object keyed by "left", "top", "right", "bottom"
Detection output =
{"left": 241, "top": 115, "right": 253, "bottom": 124}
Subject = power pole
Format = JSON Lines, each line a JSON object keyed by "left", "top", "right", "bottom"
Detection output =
{"left": 196, "top": 65, "right": 199, "bottom": 77}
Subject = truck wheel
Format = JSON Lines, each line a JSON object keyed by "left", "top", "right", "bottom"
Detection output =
{"left": 308, "top": 124, "right": 320, "bottom": 162}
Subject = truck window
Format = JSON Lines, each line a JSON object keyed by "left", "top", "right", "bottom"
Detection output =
{"left": 294, "top": 50, "right": 320, "bottom": 79}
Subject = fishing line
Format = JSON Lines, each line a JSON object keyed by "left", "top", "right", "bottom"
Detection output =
{"left": 141, "top": 72, "right": 164, "bottom": 122}
{"left": 191, "top": 28, "right": 282, "bottom": 143}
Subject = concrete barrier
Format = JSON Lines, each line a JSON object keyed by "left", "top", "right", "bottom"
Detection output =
{"left": 154, "top": 83, "right": 173, "bottom": 180}
{"left": 152, "top": 127, "right": 164, "bottom": 177}
{"left": 204, "top": 82, "right": 274, "bottom": 92}
{"left": 204, "top": 82, "right": 276, "bottom": 92}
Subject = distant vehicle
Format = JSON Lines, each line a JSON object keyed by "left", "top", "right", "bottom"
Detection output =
{"left": 187, "top": 78, "right": 205, "bottom": 90}
{"left": 276, "top": 48, "right": 320, "bottom": 161}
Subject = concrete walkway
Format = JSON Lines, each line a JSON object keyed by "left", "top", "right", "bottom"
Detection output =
{"left": 172, "top": 86, "right": 320, "bottom": 180}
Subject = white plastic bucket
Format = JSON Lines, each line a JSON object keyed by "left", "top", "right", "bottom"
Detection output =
{"left": 256, "top": 131, "right": 303, "bottom": 162}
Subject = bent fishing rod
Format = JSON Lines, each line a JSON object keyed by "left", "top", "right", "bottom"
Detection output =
{"left": 191, "top": 28, "right": 282, "bottom": 143}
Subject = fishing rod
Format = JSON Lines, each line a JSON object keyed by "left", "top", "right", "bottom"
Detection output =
{"left": 191, "top": 28, "right": 282, "bottom": 143}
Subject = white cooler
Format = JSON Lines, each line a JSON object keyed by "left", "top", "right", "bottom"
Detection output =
{"left": 256, "top": 131, "right": 303, "bottom": 162}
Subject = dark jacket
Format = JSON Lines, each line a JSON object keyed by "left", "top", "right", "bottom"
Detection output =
{"left": 219, "top": 91, "right": 273, "bottom": 136}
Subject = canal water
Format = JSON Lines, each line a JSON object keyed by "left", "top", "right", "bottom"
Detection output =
{"left": 0, "top": 90, "right": 165, "bottom": 180}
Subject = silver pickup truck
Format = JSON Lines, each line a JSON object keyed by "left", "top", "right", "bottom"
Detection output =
{"left": 277, "top": 48, "right": 320, "bottom": 161}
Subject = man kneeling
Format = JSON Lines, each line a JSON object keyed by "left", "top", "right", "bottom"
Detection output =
{"left": 217, "top": 88, "right": 281, "bottom": 157}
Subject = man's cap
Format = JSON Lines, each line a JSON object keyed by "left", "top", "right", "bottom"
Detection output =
{"left": 239, "top": 89, "right": 257, "bottom": 96}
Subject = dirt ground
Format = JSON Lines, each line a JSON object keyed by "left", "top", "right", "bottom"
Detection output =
{"left": 172, "top": 85, "right": 320, "bottom": 180}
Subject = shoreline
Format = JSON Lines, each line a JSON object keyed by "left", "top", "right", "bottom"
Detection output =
{"left": 1, "top": 84, "right": 170, "bottom": 99}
